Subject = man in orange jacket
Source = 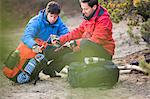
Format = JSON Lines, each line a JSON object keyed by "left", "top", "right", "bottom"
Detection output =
{"left": 44, "top": 0, "right": 115, "bottom": 75}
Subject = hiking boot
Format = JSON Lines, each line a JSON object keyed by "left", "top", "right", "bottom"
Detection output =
{"left": 42, "top": 68, "right": 61, "bottom": 78}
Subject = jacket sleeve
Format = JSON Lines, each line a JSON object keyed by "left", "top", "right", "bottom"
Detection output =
{"left": 57, "top": 21, "right": 69, "bottom": 36}
{"left": 89, "top": 17, "right": 113, "bottom": 45}
{"left": 21, "top": 18, "right": 40, "bottom": 48}
{"left": 60, "top": 22, "right": 85, "bottom": 44}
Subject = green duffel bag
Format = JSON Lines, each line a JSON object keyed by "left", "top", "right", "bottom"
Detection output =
{"left": 68, "top": 58, "right": 119, "bottom": 88}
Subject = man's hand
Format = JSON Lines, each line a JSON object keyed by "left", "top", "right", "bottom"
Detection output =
{"left": 63, "top": 40, "right": 79, "bottom": 52}
{"left": 51, "top": 35, "right": 60, "bottom": 47}
{"left": 64, "top": 40, "right": 77, "bottom": 48}
{"left": 32, "top": 44, "right": 42, "bottom": 53}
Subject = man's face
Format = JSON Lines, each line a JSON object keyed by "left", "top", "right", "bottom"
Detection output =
{"left": 80, "top": 2, "right": 96, "bottom": 17}
{"left": 47, "top": 13, "right": 59, "bottom": 24}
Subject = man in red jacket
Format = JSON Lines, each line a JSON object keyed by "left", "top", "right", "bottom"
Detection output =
{"left": 44, "top": 0, "right": 115, "bottom": 75}
{"left": 59, "top": 0, "right": 115, "bottom": 55}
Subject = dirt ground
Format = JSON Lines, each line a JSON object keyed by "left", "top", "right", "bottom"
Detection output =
{"left": 0, "top": 14, "right": 150, "bottom": 99}
{"left": 1, "top": 69, "right": 150, "bottom": 99}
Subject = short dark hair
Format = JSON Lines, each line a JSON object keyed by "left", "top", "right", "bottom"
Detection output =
{"left": 46, "top": 1, "right": 60, "bottom": 15}
{"left": 80, "top": 0, "right": 98, "bottom": 7}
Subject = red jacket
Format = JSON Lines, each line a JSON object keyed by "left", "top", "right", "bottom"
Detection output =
{"left": 60, "top": 5, "right": 115, "bottom": 55}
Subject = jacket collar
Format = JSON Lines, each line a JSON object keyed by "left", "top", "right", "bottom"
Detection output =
{"left": 84, "top": 5, "right": 105, "bottom": 22}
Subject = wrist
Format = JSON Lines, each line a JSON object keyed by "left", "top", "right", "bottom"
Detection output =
{"left": 32, "top": 44, "right": 41, "bottom": 53}
{"left": 32, "top": 44, "right": 38, "bottom": 49}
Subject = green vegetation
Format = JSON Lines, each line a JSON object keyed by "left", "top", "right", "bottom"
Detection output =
{"left": 98, "top": 0, "right": 149, "bottom": 45}
{"left": 140, "top": 18, "right": 150, "bottom": 44}
{"left": 0, "top": 0, "right": 78, "bottom": 64}
{"left": 127, "top": 26, "right": 140, "bottom": 44}
{"left": 99, "top": 0, "right": 150, "bottom": 24}
{"left": 139, "top": 59, "right": 150, "bottom": 75}
{"left": 1, "top": 0, "right": 45, "bottom": 30}
{"left": 0, "top": 0, "right": 149, "bottom": 63}
{"left": 0, "top": 0, "right": 46, "bottom": 64}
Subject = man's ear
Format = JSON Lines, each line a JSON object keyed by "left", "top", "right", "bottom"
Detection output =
{"left": 93, "top": 5, "right": 97, "bottom": 10}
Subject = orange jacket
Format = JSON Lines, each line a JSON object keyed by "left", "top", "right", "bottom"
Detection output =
{"left": 60, "top": 5, "right": 115, "bottom": 55}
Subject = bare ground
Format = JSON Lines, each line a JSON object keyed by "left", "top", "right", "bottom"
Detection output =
{"left": 1, "top": 71, "right": 150, "bottom": 99}
{"left": 0, "top": 14, "right": 150, "bottom": 99}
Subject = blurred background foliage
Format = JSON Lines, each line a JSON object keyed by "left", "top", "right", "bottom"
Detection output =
{"left": 0, "top": 0, "right": 80, "bottom": 62}
{"left": 99, "top": 0, "right": 150, "bottom": 23}
{"left": 0, "top": 0, "right": 149, "bottom": 32}
{"left": 0, "top": 0, "right": 80, "bottom": 30}
{"left": 99, "top": 0, "right": 150, "bottom": 45}
{"left": 0, "top": 0, "right": 149, "bottom": 63}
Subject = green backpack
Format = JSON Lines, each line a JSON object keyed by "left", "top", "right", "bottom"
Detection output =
{"left": 68, "top": 57, "right": 119, "bottom": 88}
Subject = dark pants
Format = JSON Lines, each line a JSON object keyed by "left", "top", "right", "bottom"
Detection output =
{"left": 43, "top": 39, "right": 112, "bottom": 76}
{"left": 64, "top": 39, "right": 112, "bottom": 63}
{"left": 42, "top": 46, "right": 72, "bottom": 76}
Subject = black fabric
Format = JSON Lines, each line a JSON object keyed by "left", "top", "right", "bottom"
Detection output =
{"left": 83, "top": 6, "right": 104, "bottom": 20}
